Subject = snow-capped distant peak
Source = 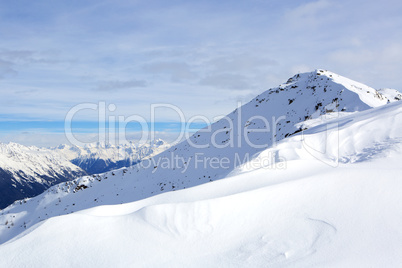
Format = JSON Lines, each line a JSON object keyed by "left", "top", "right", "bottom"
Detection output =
{"left": 0, "top": 142, "right": 86, "bottom": 209}
{"left": 49, "top": 139, "right": 171, "bottom": 174}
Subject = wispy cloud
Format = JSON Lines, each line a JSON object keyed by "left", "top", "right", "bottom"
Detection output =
{"left": 0, "top": 59, "right": 17, "bottom": 78}
{"left": 94, "top": 79, "right": 147, "bottom": 91}
{"left": 142, "top": 61, "right": 197, "bottom": 82}
{"left": 284, "top": 0, "right": 332, "bottom": 28}
{"left": 0, "top": 50, "right": 35, "bottom": 62}
{"left": 199, "top": 73, "right": 253, "bottom": 90}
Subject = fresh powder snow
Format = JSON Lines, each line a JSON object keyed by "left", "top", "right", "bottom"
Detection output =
{"left": 0, "top": 70, "right": 401, "bottom": 267}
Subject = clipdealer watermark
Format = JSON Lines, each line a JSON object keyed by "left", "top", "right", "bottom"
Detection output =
{"left": 137, "top": 151, "right": 287, "bottom": 173}
{"left": 64, "top": 101, "right": 339, "bottom": 168}
{"left": 64, "top": 101, "right": 287, "bottom": 148}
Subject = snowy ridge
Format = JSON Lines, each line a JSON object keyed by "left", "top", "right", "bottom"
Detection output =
{"left": 0, "top": 142, "right": 82, "bottom": 179}
{"left": 234, "top": 101, "right": 402, "bottom": 173}
{"left": 377, "top": 88, "right": 402, "bottom": 102}
{"left": 0, "top": 70, "right": 401, "bottom": 266}
{"left": 0, "top": 142, "right": 86, "bottom": 209}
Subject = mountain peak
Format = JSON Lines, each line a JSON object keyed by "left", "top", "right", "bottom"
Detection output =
{"left": 280, "top": 69, "right": 395, "bottom": 108}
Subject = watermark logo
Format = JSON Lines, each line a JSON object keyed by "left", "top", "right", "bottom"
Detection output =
{"left": 64, "top": 101, "right": 286, "bottom": 149}
{"left": 64, "top": 101, "right": 340, "bottom": 168}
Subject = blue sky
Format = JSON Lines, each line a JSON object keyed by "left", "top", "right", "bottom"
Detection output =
{"left": 1, "top": 0, "right": 402, "bottom": 146}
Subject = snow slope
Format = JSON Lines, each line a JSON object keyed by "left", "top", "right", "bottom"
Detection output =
{"left": 0, "top": 69, "right": 399, "bottom": 242}
{"left": 0, "top": 143, "right": 86, "bottom": 209}
{"left": 50, "top": 139, "right": 171, "bottom": 174}
{"left": 0, "top": 70, "right": 401, "bottom": 266}
{"left": 1, "top": 97, "right": 401, "bottom": 268}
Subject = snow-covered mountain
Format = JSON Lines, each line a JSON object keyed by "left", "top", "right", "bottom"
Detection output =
{"left": 0, "top": 139, "right": 170, "bottom": 209}
{"left": 378, "top": 88, "right": 402, "bottom": 102}
{"left": 0, "top": 142, "right": 86, "bottom": 209}
{"left": 1, "top": 70, "right": 401, "bottom": 266}
{"left": 49, "top": 139, "right": 170, "bottom": 174}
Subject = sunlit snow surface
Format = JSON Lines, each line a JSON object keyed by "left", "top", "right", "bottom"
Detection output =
{"left": 0, "top": 70, "right": 401, "bottom": 267}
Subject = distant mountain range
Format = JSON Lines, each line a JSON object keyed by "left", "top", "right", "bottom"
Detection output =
{"left": 0, "top": 142, "right": 86, "bottom": 209}
{"left": 49, "top": 139, "right": 170, "bottom": 175}
{"left": 0, "top": 139, "right": 170, "bottom": 209}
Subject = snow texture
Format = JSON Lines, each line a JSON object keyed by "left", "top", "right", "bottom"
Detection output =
{"left": 0, "top": 70, "right": 401, "bottom": 267}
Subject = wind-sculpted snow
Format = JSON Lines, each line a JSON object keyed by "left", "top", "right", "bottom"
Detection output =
{"left": 0, "top": 70, "right": 401, "bottom": 266}
{"left": 243, "top": 101, "right": 402, "bottom": 168}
